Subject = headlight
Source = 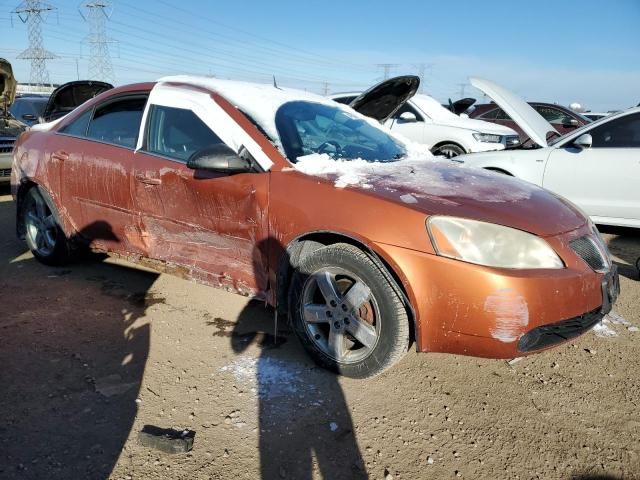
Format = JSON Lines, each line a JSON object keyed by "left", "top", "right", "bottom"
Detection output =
{"left": 427, "top": 216, "right": 564, "bottom": 269}
{"left": 473, "top": 132, "right": 502, "bottom": 143}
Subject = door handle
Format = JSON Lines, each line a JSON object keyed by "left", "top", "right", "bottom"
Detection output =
{"left": 135, "top": 173, "right": 162, "bottom": 185}
{"left": 52, "top": 150, "right": 69, "bottom": 161}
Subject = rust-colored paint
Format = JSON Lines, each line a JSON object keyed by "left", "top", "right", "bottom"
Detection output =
{"left": 11, "top": 81, "right": 612, "bottom": 359}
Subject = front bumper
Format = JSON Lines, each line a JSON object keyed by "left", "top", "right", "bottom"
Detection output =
{"left": 374, "top": 227, "right": 618, "bottom": 359}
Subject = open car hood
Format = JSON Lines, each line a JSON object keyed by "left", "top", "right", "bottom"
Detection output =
{"left": 0, "top": 58, "right": 17, "bottom": 110}
{"left": 449, "top": 97, "right": 476, "bottom": 115}
{"left": 469, "top": 77, "right": 558, "bottom": 147}
{"left": 349, "top": 75, "right": 420, "bottom": 124}
{"left": 41, "top": 80, "right": 113, "bottom": 122}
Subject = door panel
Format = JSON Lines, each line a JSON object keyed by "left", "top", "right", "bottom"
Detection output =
{"left": 544, "top": 113, "right": 640, "bottom": 222}
{"left": 543, "top": 147, "right": 639, "bottom": 221}
{"left": 132, "top": 152, "right": 269, "bottom": 295}
{"left": 59, "top": 137, "right": 141, "bottom": 252}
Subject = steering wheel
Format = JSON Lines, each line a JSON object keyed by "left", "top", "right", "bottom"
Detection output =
{"left": 317, "top": 140, "right": 342, "bottom": 156}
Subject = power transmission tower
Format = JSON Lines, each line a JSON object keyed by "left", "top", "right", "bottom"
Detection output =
{"left": 321, "top": 81, "right": 330, "bottom": 96}
{"left": 13, "top": 0, "right": 56, "bottom": 86}
{"left": 376, "top": 63, "right": 398, "bottom": 80}
{"left": 81, "top": 1, "right": 115, "bottom": 83}
{"left": 413, "top": 63, "right": 433, "bottom": 93}
{"left": 456, "top": 82, "right": 469, "bottom": 98}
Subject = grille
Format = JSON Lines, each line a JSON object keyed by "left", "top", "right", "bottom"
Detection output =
{"left": 518, "top": 308, "right": 604, "bottom": 352}
{"left": 0, "top": 137, "right": 15, "bottom": 154}
{"left": 0, "top": 168, "right": 10, "bottom": 177}
{"left": 569, "top": 235, "right": 608, "bottom": 272}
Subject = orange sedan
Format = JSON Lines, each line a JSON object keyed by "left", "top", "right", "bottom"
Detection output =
{"left": 11, "top": 76, "right": 619, "bottom": 378}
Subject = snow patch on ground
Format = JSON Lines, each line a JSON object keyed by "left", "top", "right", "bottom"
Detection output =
{"left": 593, "top": 311, "right": 636, "bottom": 338}
{"left": 219, "top": 355, "right": 313, "bottom": 399}
{"left": 294, "top": 153, "right": 533, "bottom": 203}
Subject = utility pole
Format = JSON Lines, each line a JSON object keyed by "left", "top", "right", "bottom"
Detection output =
{"left": 376, "top": 63, "right": 398, "bottom": 80}
{"left": 13, "top": 0, "right": 56, "bottom": 86}
{"left": 456, "top": 82, "right": 469, "bottom": 99}
{"left": 81, "top": 1, "right": 114, "bottom": 83}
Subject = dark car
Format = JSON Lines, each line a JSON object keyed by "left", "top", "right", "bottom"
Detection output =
{"left": 10, "top": 95, "right": 49, "bottom": 126}
{"left": 469, "top": 102, "right": 591, "bottom": 147}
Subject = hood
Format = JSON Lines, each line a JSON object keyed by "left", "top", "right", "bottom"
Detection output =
{"left": 41, "top": 80, "right": 113, "bottom": 122}
{"left": 449, "top": 97, "right": 476, "bottom": 115}
{"left": 410, "top": 95, "right": 517, "bottom": 135}
{"left": 0, "top": 58, "right": 17, "bottom": 111}
{"left": 469, "top": 77, "right": 558, "bottom": 147}
{"left": 349, "top": 75, "right": 420, "bottom": 123}
{"left": 294, "top": 156, "right": 586, "bottom": 237}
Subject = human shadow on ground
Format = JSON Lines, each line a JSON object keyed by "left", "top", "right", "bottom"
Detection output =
{"left": 0, "top": 195, "right": 157, "bottom": 479}
{"left": 598, "top": 225, "right": 640, "bottom": 281}
{"left": 229, "top": 238, "right": 367, "bottom": 480}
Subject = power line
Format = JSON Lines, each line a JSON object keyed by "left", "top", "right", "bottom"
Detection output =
{"left": 12, "top": 0, "right": 56, "bottom": 86}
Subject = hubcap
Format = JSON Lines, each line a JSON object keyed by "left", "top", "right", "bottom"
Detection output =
{"left": 25, "top": 192, "right": 58, "bottom": 257}
{"left": 300, "top": 269, "right": 379, "bottom": 364}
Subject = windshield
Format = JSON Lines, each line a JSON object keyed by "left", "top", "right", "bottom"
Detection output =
{"left": 275, "top": 101, "right": 406, "bottom": 162}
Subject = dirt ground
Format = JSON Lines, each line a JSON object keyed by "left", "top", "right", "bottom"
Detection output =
{"left": 0, "top": 186, "right": 639, "bottom": 480}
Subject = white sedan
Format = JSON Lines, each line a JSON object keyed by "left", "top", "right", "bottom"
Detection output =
{"left": 458, "top": 78, "right": 640, "bottom": 228}
{"left": 331, "top": 91, "right": 520, "bottom": 158}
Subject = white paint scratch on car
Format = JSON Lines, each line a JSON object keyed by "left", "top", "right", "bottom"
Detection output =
{"left": 484, "top": 289, "right": 529, "bottom": 343}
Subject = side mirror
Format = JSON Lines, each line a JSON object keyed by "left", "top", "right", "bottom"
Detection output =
{"left": 563, "top": 118, "right": 579, "bottom": 128}
{"left": 573, "top": 133, "right": 592, "bottom": 150}
{"left": 187, "top": 144, "right": 252, "bottom": 173}
{"left": 459, "top": 113, "right": 470, "bottom": 119}
{"left": 398, "top": 111, "right": 417, "bottom": 123}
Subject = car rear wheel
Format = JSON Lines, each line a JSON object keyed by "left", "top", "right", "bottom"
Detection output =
{"left": 289, "top": 243, "right": 409, "bottom": 378}
{"left": 431, "top": 143, "right": 465, "bottom": 158}
{"left": 23, "top": 186, "right": 71, "bottom": 265}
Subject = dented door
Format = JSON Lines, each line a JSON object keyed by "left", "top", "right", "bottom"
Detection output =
{"left": 131, "top": 151, "right": 269, "bottom": 296}
{"left": 131, "top": 103, "right": 269, "bottom": 296}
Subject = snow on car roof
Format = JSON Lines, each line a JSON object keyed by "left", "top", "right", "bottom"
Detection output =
{"left": 158, "top": 75, "right": 343, "bottom": 147}
{"left": 410, "top": 94, "right": 460, "bottom": 121}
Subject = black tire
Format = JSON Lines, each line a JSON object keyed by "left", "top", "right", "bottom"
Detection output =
{"left": 22, "top": 186, "right": 71, "bottom": 266}
{"left": 431, "top": 143, "right": 465, "bottom": 159}
{"left": 288, "top": 243, "right": 409, "bottom": 378}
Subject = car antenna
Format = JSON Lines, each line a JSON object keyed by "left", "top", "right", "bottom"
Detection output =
{"left": 273, "top": 75, "right": 282, "bottom": 90}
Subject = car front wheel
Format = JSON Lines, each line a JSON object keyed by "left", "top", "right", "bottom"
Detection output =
{"left": 289, "top": 243, "right": 410, "bottom": 378}
{"left": 431, "top": 143, "right": 465, "bottom": 158}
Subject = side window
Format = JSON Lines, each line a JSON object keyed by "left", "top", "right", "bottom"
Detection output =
{"left": 535, "top": 106, "right": 572, "bottom": 126}
{"left": 59, "top": 110, "right": 92, "bottom": 137}
{"left": 589, "top": 114, "right": 640, "bottom": 148}
{"left": 144, "top": 105, "right": 224, "bottom": 162}
{"left": 392, "top": 103, "right": 424, "bottom": 122}
{"left": 86, "top": 97, "right": 146, "bottom": 148}
{"left": 480, "top": 107, "right": 510, "bottom": 120}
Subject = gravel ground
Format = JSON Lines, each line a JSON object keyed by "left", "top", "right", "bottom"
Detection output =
{"left": 0, "top": 187, "right": 638, "bottom": 480}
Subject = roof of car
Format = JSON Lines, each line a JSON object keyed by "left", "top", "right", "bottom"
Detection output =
{"left": 156, "top": 75, "right": 364, "bottom": 144}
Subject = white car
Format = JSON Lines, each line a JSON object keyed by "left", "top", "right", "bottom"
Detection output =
{"left": 331, "top": 90, "right": 520, "bottom": 158}
{"left": 458, "top": 77, "right": 640, "bottom": 228}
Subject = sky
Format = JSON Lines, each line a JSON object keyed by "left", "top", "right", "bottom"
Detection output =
{"left": 1, "top": 0, "right": 639, "bottom": 111}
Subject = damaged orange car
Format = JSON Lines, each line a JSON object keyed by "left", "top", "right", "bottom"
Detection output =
{"left": 11, "top": 75, "right": 619, "bottom": 378}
